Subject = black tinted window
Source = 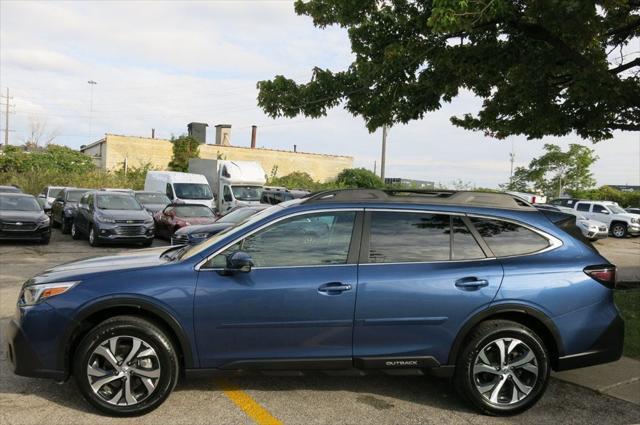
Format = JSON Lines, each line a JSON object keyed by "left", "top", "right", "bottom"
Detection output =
{"left": 369, "top": 212, "right": 450, "bottom": 263}
{"left": 452, "top": 217, "right": 485, "bottom": 260}
{"left": 209, "top": 212, "right": 355, "bottom": 268}
{"left": 593, "top": 204, "right": 608, "bottom": 214}
{"left": 576, "top": 203, "right": 590, "bottom": 212}
{"left": 470, "top": 218, "right": 550, "bottom": 257}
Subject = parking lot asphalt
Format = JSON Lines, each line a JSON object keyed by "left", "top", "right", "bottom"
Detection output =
{"left": 1, "top": 231, "right": 640, "bottom": 425}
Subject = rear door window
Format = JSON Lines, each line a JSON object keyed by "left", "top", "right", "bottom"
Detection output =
{"left": 452, "top": 217, "right": 485, "bottom": 260}
{"left": 469, "top": 218, "right": 550, "bottom": 257}
{"left": 576, "top": 203, "right": 591, "bottom": 212}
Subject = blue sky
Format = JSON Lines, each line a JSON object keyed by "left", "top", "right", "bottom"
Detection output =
{"left": 1, "top": 0, "right": 638, "bottom": 188}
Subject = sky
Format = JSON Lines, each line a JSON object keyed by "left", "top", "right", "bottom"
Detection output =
{"left": 1, "top": 0, "right": 639, "bottom": 189}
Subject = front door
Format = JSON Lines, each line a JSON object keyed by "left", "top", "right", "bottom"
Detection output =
{"left": 194, "top": 210, "right": 362, "bottom": 369}
{"left": 354, "top": 211, "right": 503, "bottom": 367}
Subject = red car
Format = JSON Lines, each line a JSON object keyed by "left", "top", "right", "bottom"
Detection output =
{"left": 153, "top": 203, "right": 217, "bottom": 239}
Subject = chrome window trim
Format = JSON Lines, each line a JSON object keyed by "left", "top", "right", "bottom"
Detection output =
{"left": 195, "top": 208, "right": 363, "bottom": 271}
{"left": 363, "top": 208, "right": 563, "bottom": 263}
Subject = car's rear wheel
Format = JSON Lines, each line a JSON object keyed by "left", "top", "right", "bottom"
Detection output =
{"left": 611, "top": 223, "right": 627, "bottom": 238}
{"left": 73, "top": 316, "right": 179, "bottom": 416}
{"left": 71, "top": 222, "right": 81, "bottom": 240}
{"left": 454, "top": 320, "right": 550, "bottom": 416}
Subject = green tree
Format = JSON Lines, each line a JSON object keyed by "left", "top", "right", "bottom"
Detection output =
{"left": 269, "top": 171, "right": 320, "bottom": 190}
{"left": 336, "top": 168, "right": 384, "bottom": 188}
{"left": 508, "top": 144, "right": 598, "bottom": 196}
{"left": 0, "top": 144, "right": 95, "bottom": 173}
{"left": 168, "top": 135, "right": 200, "bottom": 172}
{"left": 257, "top": 0, "right": 639, "bottom": 141}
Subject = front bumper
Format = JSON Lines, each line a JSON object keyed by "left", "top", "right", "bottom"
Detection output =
{"left": 586, "top": 228, "right": 609, "bottom": 240}
{"left": 556, "top": 313, "right": 624, "bottom": 371}
{"left": 95, "top": 223, "right": 154, "bottom": 243}
{"left": 5, "top": 307, "right": 66, "bottom": 380}
{"left": 627, "top": 223, "right": 640, "bottom": 235}
{"left": 0, "top": 225, "right": 50, "bottom": 241}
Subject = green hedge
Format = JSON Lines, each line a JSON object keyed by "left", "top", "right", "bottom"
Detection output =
{"left": 569, "top": 186, "right": 640, "bottom": 208}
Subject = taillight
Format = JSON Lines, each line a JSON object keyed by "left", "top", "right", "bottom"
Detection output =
{"left": 531, "top": 196, "right": 536, "bottom": 204}
{"left": 584, "top": 265, "right": 617, "bottom": 289}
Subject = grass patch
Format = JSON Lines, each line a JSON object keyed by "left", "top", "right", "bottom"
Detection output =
{"left": 615, "top": 289, "right": 640, "bottom": 360}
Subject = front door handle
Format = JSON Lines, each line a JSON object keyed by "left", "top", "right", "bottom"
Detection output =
{"left": 318, "top": 282, "right": 352, "bottom": 295}
{"left": 455, "top": 277, "right": 489, "bottom": 289}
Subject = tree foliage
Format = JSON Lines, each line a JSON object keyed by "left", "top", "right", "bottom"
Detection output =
{"left": 269, "top": 171, "right": 321, "bottom": 190}
{"left": 168, "top": 135, "right": 200, "bottom": 172}
{"left": 257, "top": 0, "right": 640, "bottom": 141}
{"left": 506, "top": 144, "right": 598, "bottom": 196}
{"left": 0, "top": 144, "right": 95, "bottom": 174}
{"left": 335, "top": 167, "right": 385, "bottom": 188}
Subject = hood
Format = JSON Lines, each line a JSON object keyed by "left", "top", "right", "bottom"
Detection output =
{"left": 0, "top": 210, "right": 46, "bottom": 222}
{"left": 577, "top": 218, "right": 607, "bottom": 227}
{"left": 142, "top": 203, "right": 168, "bottom": 214}
{"left": 30, "top": 246, "right": 172, "bottom": 285}
{"left": 175, "top": 222, "right": 234, "bottom": 235}
{"left": 176, "top": 216, "right": 217, "bottom": 226}
{"left": 97, "top": 209, "right": 152, "bottom": 220}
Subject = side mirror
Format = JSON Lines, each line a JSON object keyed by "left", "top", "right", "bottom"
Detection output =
{"left": 225, "top": 251, "right": 253, "bottom": 273}
{"left": 601, "top": 210, "right": 610, "bottom": 214}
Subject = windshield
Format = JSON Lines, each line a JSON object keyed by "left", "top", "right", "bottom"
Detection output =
{"left": 48, "top": 187, "right": 63, "bottom": 197}
{"left": 217, "top": 207, "right": 263, "bottom": 223}
{"left": 0, "top": 195, "right": 41, "bottom": 211}
{"left": 173, "top": 205, "right": 215, "bottom": 217}
{"left": 66, "top": 190, "right": 89, "bottom": 202}
{"left": 173, "top": 183, "right": 213, "bottom": 200}
{"left": 136, "top": 193, "right": 170, "bottom": 204}
{"left": 96, "top": 195, "right": 142, "bottom": 210}
{"left": 608, "top": 204, "right": 626, "bottom": 214}
{"left": 179, "top": 204, "right": 284, "bottom": 260}
{"left": 231, "top": 185, "right": 263, "bottom": 201}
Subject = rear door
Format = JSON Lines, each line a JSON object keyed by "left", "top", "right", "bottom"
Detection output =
{"left": 353, "top": 210, "right": 503, "bottom": 367}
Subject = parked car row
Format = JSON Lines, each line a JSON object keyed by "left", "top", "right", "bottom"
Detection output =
{"left": 549, "top": 198, "right": 640, "bottom": 238}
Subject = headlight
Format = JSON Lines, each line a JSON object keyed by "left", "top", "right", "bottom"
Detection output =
{"left": 631, "top": 217, "right": 639, "bottom": 224}
{"left": 144, "top": 217, "right": 154, "bottom": 225}
{"left": 38, "top": 216, "right": 50, "bottom": 225}
{"left": 96, "top": 215, "right": 115, "bottom": 223}
{"left": 20, "top": 281, "right": 79, "bottom": 305}
{"left": 189, "top": 232, "right": 211, "bottom": 239}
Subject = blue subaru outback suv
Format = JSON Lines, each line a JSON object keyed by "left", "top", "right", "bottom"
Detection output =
{"left": 6, "top": 189, "right": 623, "bottom": 416}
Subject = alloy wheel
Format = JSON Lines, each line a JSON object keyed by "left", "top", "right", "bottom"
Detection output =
{"left": 472, "top": 337, "right": 539, "bottom": 405}
{"left": 612, "top": 224, "right": 625, "bottom": 238}
{"left": 89, "top": 228, "right": 95, "bottom": 244}
{"left": 86, "top": 336, "right": 161, "bottom": 406}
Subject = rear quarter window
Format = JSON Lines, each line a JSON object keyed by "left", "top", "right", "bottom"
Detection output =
{"left": 469, "top": 217, "right": 550, "bottom": 257}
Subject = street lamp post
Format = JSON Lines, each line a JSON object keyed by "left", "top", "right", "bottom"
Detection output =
{"left": 87, "top": 80, "right": 97, "bottom": 141}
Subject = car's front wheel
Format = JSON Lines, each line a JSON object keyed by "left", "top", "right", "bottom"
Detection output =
{"left": 61, "top": 219, "right": 71, "bottom": 234}
{"left": 611, "top": 223, "right": 627, "bottom": 238}
{"left": 454, "top": 320, "right": 550, "bottom": 416}
{"left": 71, "top": 222, "right": 81, "bottom": 240}
{"left": 73, "top": 316, "right": 179, "bottom": 416}
{"left": 89, "top": 227, "right": 101, "bottom": 247}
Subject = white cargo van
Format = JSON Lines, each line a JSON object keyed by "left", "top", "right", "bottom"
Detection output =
{"left": 189, "top": 159, "right": 266, "bottom": 213}
{"left": 144, "top": 171, "right": 214, "bottom": 209}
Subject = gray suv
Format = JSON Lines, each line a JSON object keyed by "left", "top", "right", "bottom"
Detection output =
{"left": 71, "top": 191, "right": 155, "bottom": 246}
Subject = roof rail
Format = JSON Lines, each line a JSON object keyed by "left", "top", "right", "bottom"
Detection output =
{"left": 303, "top": 188, "right": 534, "bottom": 209}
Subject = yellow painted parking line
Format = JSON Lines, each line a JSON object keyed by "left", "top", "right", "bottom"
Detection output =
{"left": 215, "top": 378, "right": 283, "bottom": 425}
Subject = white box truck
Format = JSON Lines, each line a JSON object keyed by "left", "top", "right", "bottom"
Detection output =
{"left": 144, "top": 171, "right": 215, "bottom": 209}
{"left": 189, "top": 159, "right": 266, "bottom": 213}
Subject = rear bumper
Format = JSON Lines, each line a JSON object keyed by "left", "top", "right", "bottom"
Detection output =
{"left": 555, "top": 313, "right": 624, "bottom": 371}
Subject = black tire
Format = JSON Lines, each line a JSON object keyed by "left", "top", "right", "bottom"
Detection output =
{"left": 51, "top": 218, "right": 60, "bottom": 228}
{"left": 61, "top": 219, "right": 71, "bottom": 234}
{"left": 89, "top": 226, "right": 101, "bottom": 247}
{"left": 40, "top": 234, "right": 50, "bottom": 245}
{"left": 141, "top": 240, "right": 153, "bottom": 248}
{"left": 454, "top": 320, "right": 550, "bottom": 416}
{"left": 71, "top": 222, "right": 82, "bottom": 240}
{"left": 610, "top": 222, "right": 627, "bottom": 238}
{"left": 73, "top": 315, "right": 179, "bottom": 417}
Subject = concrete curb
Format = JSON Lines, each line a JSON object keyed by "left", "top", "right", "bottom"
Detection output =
{"left": 553, "top": 357, "right": 640, "bottom": 405}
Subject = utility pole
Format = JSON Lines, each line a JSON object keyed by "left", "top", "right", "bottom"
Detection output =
{"left": 373, "top": 160, "right": 377, "bottom": 175}
{"left": 2, "top": 88, "right": 13, "bottom": 147}
{"left": 380, "top": 125, "right": 388, "bottom": 182}
{"left": 508, "top": 140, "right": 515, "bottom": 186}
{"left": 87, "top": 80, "right": 97, "bottom": 141}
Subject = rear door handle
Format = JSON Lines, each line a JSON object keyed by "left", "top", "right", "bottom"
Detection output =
{"left": 318, "top": 282, "right": 352, "bottom": 294}
{"left": 455, "top": 277, "right": 489, "bottom": 289}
